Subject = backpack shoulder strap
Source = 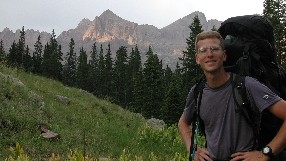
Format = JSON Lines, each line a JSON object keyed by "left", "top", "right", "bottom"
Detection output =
{"left": 232, "top": 74, "right": 249, "bottom": 110}
{"left": 194, "top": 76, "right": 206, "bottom": 105}
{"left": 190, "top": 76, "right": 206, "bottom": 161}
{"left": 194, "top": 76, "right": 206, "bottom": 131}
{"left": 232, "top": 74, "right": 259, "bottom": 149}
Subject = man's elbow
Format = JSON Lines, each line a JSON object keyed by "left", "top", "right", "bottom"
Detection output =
{"left": 178, "top": 114, "right": 188, "bottom": 130}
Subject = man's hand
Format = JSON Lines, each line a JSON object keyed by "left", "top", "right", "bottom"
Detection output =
{"left": 230, "top": 151, "right": 269, "bottom": 161}
{"left": 194, "top": 147, "right": 212, "bottom": 161}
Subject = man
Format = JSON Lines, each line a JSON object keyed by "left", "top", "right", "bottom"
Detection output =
{"left": 178, "top": 30, "right": 286, "bottom": 161}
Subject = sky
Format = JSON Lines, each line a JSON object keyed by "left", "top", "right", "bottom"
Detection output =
{"left": 0, "top": 0, "right": 265, "bottom": 34}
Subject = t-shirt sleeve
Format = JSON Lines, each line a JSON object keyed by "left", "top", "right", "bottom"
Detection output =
{"left": 183, "top": 86, "right": 196, "bottom": 125}
{"left": 245, "top": 76, "right": 282, "bottom": 112}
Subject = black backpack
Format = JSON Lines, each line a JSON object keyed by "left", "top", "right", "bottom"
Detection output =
{"left": 189, "top": 15, "right": 286, "bottom": 160}
{"left": 218, "top": 15, "right": 286, "bottom": 148}
{"left": 218, "top": 15, "right": 286, "bottom": 97}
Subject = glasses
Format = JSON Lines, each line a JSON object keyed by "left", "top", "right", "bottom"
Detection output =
{"left": 197, "top": 46, "right": 222, "bottom": 55}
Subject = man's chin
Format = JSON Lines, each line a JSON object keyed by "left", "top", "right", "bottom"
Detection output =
{"left": 203, "top": 67, "right": 221, "bottom": 74}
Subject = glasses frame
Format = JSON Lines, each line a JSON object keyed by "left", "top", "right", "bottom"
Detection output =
{"left": 197, "top": 46, "right": 222, "bottom": 55}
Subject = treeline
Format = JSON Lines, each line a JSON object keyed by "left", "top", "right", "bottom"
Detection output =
{"left": 0, "top": 18, "right": 204, "bottom": 125}
{"left": 0, "top": 0, "right": 285, "bottom": 124}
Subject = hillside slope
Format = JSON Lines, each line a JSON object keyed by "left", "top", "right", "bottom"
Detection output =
{"left": 0, "top": 65, "right": 185, "bottom": 160}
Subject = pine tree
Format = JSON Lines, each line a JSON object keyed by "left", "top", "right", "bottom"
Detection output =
{"left": 42, "top": 30, "right": 62, "bottom": 80}
{"left": 16, "top": 26, "right": 26, "bottom": 68}
{"left": 103, "top": 43, "right": 114, "bottom": 98}
{"left": 56, "top": 45, "right": 63, "bottom": 80}
{"left": 163, "top": 65, "right": 173, "bottom": 89}
{"left": 130, "top": 67, "right": 145, "bottom": 113}
{"left": 174, "top": 62, "right": 185, "bottom": 106}
{"left": 7, "top": 41, "right": 17, "bottom": 67}
{"left": 0, "top": 39, "right": 6, "bottom": 63}
{"left": 142, "top": 46, "right": 164, "bottom": 118}
{"left": 97, "top": 44, "right": 105, "bottom": 97}
{"left": 62, "top": 38, "right": 77, "bottom": 86}
{"left": 161, "top": 71, "right": 183, "bottom": 125}
{"left": 180, "top": 14, "right": 204, "bottom": 96}
{"left": 23, "top": 45, "right": 32, "bottom": 72}
{"left": 87, "top": 42, "right": 99, "bottom": 94}
{"left": 263, "top": 0, "right": 286, "bottom": 65}
{"left": 126, "top": 45, "right": 142, "bottom": 107}
{"left": 76, "top": 47, "right": 89, "bottom": 90}
{"left": 128, "top": 44, "right": 142, "bottom": 75}
{"left": 32, "top": 35, "right": 43, "bottom": 74}
{"left": 159, "top": 63, "right": 186, "bottom": 125}
{"left": 113, "top": 46, "right": 128, "bottom": 106}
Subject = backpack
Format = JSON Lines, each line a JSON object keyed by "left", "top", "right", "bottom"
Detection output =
{"left": 218, "top": 15, "right": 286, "bottom": 97}
{"left": 189, "top": 15, "right": 286, "bottom": 160}
{"left": 218, "top": 15, "right": 286, "bottom": 150}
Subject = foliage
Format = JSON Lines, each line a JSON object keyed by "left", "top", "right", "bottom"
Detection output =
{"left": 67, "top": 149, "right": 94, "bottom": 161}
{"left": 138, "top": 124, "right": 182, "bottom": 146}
{"left": 4, "top": 142, "right": 188, "bottom": 161}
{"left": 5, "top": 142, "right": 29, "bottom": 161}
{"left": 263, "top": 0, "right": 286, "bottom": 64}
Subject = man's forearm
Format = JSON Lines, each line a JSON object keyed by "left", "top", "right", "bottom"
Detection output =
{"left": 268, "top": 121, "right": 286, "bottom": 155}
{"left": 178, "top": 115, "right": 192, "bottom": 152}
{"left": 267, "top": 100, "right": 286, "bottom": 155}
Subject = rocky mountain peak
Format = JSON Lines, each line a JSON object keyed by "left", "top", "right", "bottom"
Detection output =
{"left": 99, "top": 9, "right": 122, "bottom": 21}
{"left": 77, "top": 18, "right": 92, "bottom": 28}
{"left": 80, "top": 9, "right": 138, "bottom": 44}
{"left": 2, "top": 27, "right": 12, "bottom": 32}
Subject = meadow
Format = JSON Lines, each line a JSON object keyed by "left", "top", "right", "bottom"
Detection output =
{"left": 0, "top": 65, "right": 188, "bottom": 160}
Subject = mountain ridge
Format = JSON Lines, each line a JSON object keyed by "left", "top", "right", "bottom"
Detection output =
{"left": 0, "top": 9, "right": 222, "bottom": 68}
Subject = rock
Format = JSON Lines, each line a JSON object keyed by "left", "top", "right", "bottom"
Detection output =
{"left": 147, "top": 118, "right": 165, "bottom": 129}
{"left": 39, "top": 125, "right": 60, "bottom": 140}
{"left": 54, "top": 95, "right": 71, "bottom": 105}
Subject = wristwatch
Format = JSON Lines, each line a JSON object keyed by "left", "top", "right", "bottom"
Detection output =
{"left": 262, "top": 146, "right": 275, "bottom": 159}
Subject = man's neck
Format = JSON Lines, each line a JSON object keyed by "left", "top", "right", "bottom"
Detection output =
{"left": 205, "top": 71, "right": 230, "bottom": 88}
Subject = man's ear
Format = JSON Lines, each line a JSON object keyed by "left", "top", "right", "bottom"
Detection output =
{"left": 223, "top": 50, "right": 227, "bottom": 61}
{"left": 195, "top": 54, "right": 200, "bottom": 64}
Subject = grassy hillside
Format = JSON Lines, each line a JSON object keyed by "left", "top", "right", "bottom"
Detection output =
{"left": 0, "top": 65, "right": 187, "bottom": 161}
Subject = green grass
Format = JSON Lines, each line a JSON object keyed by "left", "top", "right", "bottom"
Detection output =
{"left": 0, "top": 64, "right": 187, "bottom": 160}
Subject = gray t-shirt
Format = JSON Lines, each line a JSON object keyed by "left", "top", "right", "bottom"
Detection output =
{"left": 183, "top": 74, "right": 281, "bottom": 160}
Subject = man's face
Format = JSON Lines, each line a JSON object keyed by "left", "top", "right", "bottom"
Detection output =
{"left": 195, "top": 38, "right": 226, "bottom": 73}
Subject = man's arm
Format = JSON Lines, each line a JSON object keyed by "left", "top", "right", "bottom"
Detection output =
{"left": 266, "top": 99, "right": 286, "bottom": 155}
{"left": 178, "top": 114, "right": 192, "bottom": 152}
{"left": 231, "top": 99, "right": 286, "bottom": 161}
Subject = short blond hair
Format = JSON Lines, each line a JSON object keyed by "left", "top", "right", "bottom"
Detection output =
{"left": 195, "top": 31, "right": 225, "bottom": 51}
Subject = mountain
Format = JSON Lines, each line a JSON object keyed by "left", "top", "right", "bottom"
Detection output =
{"left": 0, "top": 9, "right": 222, "bottom": 68}
{"left": 0, "top": 27, "right": 51, "bottom": 52}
